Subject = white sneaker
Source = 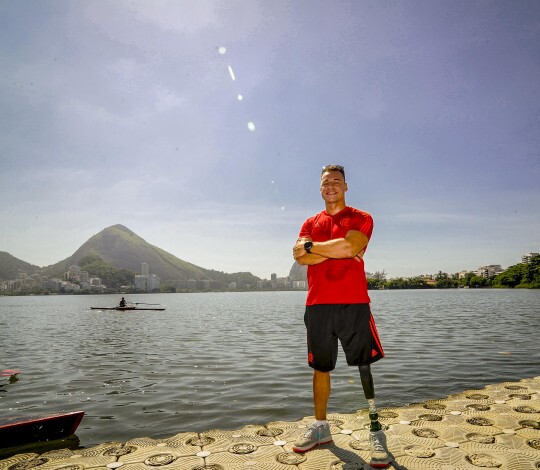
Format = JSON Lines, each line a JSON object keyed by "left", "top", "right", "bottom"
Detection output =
{"left": 369, "top": 430, "right": 390, "bottom": 468}
{"left": 292, "top": 422, "right": 333, "bottom": 453}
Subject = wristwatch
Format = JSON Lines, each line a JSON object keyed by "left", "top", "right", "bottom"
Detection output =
{"left": 304, "top": 241, "right": 313, "bottom": 253}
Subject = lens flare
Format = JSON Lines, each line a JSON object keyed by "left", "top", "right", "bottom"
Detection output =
{"left": 228, "top": 65, "right": 236, "bottom": 81}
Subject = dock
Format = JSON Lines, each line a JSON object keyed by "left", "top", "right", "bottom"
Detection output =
{"left": 1, "top": 376, "right": 539, "bottom": 469}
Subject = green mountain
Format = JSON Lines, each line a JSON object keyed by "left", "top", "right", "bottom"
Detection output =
{"left": 0, "top": 252, "right": 41, "bottom": 281}
{"left": 42, "top": 224, "right": 260, "bottom": 285}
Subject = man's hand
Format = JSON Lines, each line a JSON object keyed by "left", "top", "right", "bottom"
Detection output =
{"left": 293, "top": 236, "right": 366, "bottom": 265}
{"left": 293, "top": 238, "right": 310, "bottom": 260}
{"left": 293, "top": 238, "right": 328, "bottom": 265}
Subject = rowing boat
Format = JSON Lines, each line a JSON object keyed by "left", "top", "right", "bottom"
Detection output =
{"left": 0, "top": 411, "right": 84, "bottom": 448}
{"left": 90, "top": 306, "right": 166, "bottom": 311}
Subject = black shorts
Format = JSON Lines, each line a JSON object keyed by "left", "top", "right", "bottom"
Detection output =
{"left": 304, "top": 304, "right": 384, "bottom": 372}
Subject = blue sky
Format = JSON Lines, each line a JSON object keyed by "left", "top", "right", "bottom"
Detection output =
{"left": 1, "top": 0, "right": 539, "bottom": 279}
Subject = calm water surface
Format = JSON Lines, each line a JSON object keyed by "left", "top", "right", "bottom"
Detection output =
{"left": 0, "top": 290, "right": 538, "bottom": 447}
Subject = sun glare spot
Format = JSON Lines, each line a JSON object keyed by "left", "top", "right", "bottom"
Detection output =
{"left": 247, "top": 122, "right": 256, "bottom": 131}
{"left": 237, "top": 94, "right": 243, "bottom": 101}
{"left": 218, "top": 46, "right": 227, "bottom": 55}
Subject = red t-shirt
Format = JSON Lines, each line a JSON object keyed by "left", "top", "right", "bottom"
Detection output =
{"left": 299, "top": 206, "right": 373, "bottom": 305}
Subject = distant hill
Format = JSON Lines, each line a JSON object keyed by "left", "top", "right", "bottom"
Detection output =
{"left": 42, "top": 224, "right": 260, "bottom": 285}
{"left": 0, "top": 252, "right": 41, "bottom": 281}
{"left": 289, "top": 261, "right": 307, "bottom": 281}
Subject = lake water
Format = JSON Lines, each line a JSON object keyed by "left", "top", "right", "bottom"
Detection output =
{"left": 0, "top": 289, "right": 538, "bottom": 448}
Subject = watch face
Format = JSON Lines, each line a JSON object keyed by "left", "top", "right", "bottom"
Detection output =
{"left": 304, "top": 241, "right": 313, "bottom": 252}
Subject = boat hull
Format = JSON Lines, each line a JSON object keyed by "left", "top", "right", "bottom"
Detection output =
{"left": 0, "top": 411, "right": 85, "bottom": 448}
{"left": 90, "top": 306, "right": 166, "bottom": 311}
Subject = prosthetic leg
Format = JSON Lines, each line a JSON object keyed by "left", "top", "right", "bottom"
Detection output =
{"left": 359, "top": 365, "right": 389, "bottom": 468}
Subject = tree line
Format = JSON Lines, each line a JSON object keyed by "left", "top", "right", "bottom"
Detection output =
{"left": 78, "top": 254, "right": 135, "bottom": 289}
{"left": 368, "top": 255, "right": 540, "bottom": 290}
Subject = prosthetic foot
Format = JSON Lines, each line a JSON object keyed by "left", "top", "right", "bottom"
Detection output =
{"left": 368, "top": 399, "right": 390, "bottom": 468}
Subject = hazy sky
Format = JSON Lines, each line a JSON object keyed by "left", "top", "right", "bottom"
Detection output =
{"left": 1, "top": 1, "right": 539, "bottom": 279}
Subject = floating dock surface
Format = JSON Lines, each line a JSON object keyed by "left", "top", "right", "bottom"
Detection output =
{"left": 1, "top": 377, "right": 539, "bottom": 469}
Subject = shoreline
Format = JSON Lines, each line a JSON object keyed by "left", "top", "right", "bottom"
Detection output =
{"left": 1, "top": 376, "right": 539, "bottom": 469}
{"left": 1, "top": 285, "right": 539, "bottom": 298}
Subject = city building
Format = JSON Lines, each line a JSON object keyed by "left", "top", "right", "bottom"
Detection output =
{"left": 420, "top": 276, "right": 437, "bottom": 286}
{"left": 522, "top": 252, "right": 539, "bottom": 264}
{"left": 177, "top": 279, "right": 198, "bottom": 290}
{"left": 134, "top": 263, "right": 160, "bottom": 291}
{"left": 147, "top": 274, "right": 160, "bottom": 291}
{"left": 134, "top": 275, "right": 147, "bottom": 291}
{"left": 197, "top": 279, "right": 210, "bottom": 290}
{"left": 476, "top": 265, "right": 504, "bottom": 278}
{"left": 141, "top": 262, "right": 149, "bottom": 275}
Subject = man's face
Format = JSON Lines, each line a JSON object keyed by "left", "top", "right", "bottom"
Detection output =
{"left": 320, "top": 170, "right": 347, "bottom": 204}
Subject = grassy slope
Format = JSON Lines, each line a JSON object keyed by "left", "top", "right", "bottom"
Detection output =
{"left": 0, "top": 252, "right": 41, "bottom": 280}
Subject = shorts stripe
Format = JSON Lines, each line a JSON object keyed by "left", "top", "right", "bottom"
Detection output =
{"left": 369, "top": 314, "right": 385, "bottom": 357}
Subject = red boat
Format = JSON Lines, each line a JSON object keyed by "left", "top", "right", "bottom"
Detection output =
{"left": 1, "top": 369, "right": 20, "bottom": 384}
{"left": 0, "top": 411, "right": 85, "bottom": 448}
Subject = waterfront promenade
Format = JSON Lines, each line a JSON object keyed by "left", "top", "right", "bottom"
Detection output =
{"left": 1, "top": 376, "right": 539, "bottom": 469}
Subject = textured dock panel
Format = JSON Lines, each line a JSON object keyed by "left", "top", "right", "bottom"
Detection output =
{"left": 0, "top": 377, "right": 538, "bottom": 470}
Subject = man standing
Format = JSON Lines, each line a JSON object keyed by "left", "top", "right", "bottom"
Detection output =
{"left": 292, "top": 164, "right": 389, "bottom": 468}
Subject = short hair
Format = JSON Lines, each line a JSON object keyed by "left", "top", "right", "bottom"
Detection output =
{"left": 321, "top": 164, "right": 345, "bottom": 180}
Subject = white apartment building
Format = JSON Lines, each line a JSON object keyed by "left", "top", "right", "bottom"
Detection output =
{"left": 147, "top": 274, "right": 160, "bottom": 291}
{"left": 292, "top": 280, "right": 308, "bottom": 289}
{"left": 522, "top": 252, "right": 539, "bottom": 264}
{"left": 134, "top": 275, "right": 147, "bottom": 291}
{"left": 476, "top": 265, "right": 504, "bottom": 278}
{"left": 135, "top": 273, "right": 160, "bottom": 291}
{"left": 141, "top": 263, "right": 149, "bottom": 275}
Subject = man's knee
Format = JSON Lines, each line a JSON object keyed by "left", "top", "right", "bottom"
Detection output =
{"left": 314, "top": 369, "right": 331, "bottom": 380}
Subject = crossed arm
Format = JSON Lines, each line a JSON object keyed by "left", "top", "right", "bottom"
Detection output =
{"left": 293, "top": 230, "right": 368, "bottom": 265}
